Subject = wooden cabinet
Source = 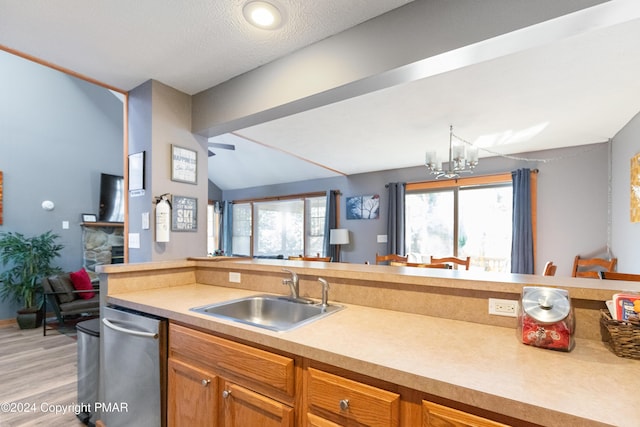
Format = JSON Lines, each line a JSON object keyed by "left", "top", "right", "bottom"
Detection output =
{"left": 305, "top": 367, "right": 400, "bottom": 427}
{"left": 167, "top": 358, "right": 217, "bottom": 427}
{"left": 169, "top": 323, "right": 296, "bottom": 400}
{"left": 422, "top": 401, "right": 510, "bottom": 427}
{"left": 168, "top": 323, "right": 296, "bottom": 427}
{"left": 167, "top": 322, "right": 518, "bottom": 427}
{"left": 306, "top": 413, "right": 344, "bottom": 427}
{"left": 220, "top": 379, "right": 293, "bottom": 427}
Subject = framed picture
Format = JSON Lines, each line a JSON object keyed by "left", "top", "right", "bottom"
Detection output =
{"left": 631, "top": 152, "right": 640, "bottom": 222}
{"left": 171, "top": 145, "right": 197, "bottom": 184}
{"left": 172, "top": 195, "right": 197, "bottom": 231}
{"left": 346, "top": 194, "right": 380, "bottom": 220}
{"left": 128, "top": 151, "right": 145, "bottom": 191}
{"left": 0, "top": 171, "right": 3, "bottom": 225}
{"left": 82, "top": 213, "right": 97, "bottom": 223}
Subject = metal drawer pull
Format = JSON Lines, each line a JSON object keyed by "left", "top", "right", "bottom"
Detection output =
{"left": 222, "top": 390, "right": 231, "bottom": 398}
{"left": 201, "top": 379, "right": 210, "bottom": 387}
{"left": 339, "top": 399, "right": 349, "bottom": 410}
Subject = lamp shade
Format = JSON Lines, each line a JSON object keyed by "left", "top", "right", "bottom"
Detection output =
{"left": 330, "top": 228, "right": 350, "bottom": 245}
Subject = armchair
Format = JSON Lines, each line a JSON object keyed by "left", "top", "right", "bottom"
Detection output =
{"left": 42, "top": 273, "right": 100, "bottom": 336}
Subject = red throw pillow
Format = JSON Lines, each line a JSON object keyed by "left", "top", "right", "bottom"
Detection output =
{"left": 70, "top": 268, "right": 95, "bottom": 299}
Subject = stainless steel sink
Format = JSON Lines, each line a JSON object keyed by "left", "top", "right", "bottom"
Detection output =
{"left": 190, "top": 294, "right": 344, "bottom": 332}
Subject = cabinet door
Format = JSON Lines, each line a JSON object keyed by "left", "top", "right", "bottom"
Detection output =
{"left": 167, "top": 358, "right": 218, "bottom": 427}
{"left": 422, "top": 401, "right": 510, "bottom": 427}
{"left": 306, "top": 413, "right": 343, "bottom": 427}
{"left": 220, "top": 380, "right": 293, "bottom": 427}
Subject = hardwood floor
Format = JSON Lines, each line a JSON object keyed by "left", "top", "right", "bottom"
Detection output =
{"left": 0, "top": 324, "right": 86, "bottom": 426}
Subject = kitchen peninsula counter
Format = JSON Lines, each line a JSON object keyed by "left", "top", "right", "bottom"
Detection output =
{"left": 99, "top": 259, "right": 640, "bottom": 427}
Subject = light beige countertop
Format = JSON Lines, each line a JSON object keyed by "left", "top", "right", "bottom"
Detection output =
{"left": 106, "top": 283, "right": 640, "bottom": 427}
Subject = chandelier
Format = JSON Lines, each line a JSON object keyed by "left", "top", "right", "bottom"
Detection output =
{"left": 425, "top": 125, "right": 479, "bottom": 179}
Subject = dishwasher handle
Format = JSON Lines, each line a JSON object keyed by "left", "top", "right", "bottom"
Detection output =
{"left": 102, "top": 318, "right": 159, "bottom": 339}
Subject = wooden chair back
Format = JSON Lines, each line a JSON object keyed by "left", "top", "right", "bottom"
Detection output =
{"left": 375, "top": 253, "right": 408, "bottom": 265}
{"left": 571, "top": 255, "right": 617, "bottom": 278}
{"left": 599, "top": 271, "right": 640, "bottom": 282}
{"left": 543, "top": 261, "right": 557, "bottom": 276}
{"left": 288, "top": 254, "right": 332, "bottom": 262}
{"left": 301, "top": 256, "right": 332, "bottom": 262}
{"left": 390, "top": 261, "right": 451, "bottom": 269}
{"left": 430, "top": 256, "right": 470, "bottom": 270}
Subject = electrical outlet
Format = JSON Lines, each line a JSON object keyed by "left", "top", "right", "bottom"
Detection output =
{"left": 488, "top": 298, "right": 518, "bottom": 317}
{"left": 229, "top": 272, "right": 241, "bottom": 283}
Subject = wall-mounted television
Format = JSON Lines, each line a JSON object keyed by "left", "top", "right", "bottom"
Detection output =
{"left": 98, "top": 173, "right": 124, "bottom": 223}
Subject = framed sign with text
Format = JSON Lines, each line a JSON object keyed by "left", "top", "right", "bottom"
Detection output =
{"left": 172, "top": 195, "right": 197, "bottom": 231}
{"left": 171, "top": 145, "right": 197, "bottom": 184}
{"left": 128, "top": 151, "right": 145, "bottom": 191}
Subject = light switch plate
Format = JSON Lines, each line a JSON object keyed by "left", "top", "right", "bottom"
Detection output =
{"left": 229, "top": 272, "right": 241, "bottom": 283}
{"left": 142, "top": 212, "right": 150, "bottom": 230}
{"left": 62, "top": 221, "right": 69, "bottom": 229}
{"left": 377, "top": 234, "right": 388, "bottom": 243}
{"left": 128, "top": 233, "right": 140, "bottom": 249}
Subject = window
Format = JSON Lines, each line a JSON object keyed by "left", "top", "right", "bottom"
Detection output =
{"left": 231, "top": 194, "right": 327, "bottom": 258}
{"left": 306, "top": 197, "right": 327, "bottom": 256}
{"left": 232, "top": 203, "right": 252, "bottom": 256}
{"left": 406, "top": 174, "right": 517, "bottom": 272}
{"left": 254, "top": 199, "right": 304, "bottom": 257}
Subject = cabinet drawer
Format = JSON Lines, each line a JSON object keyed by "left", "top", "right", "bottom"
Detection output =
{"left": 306, "top": 367, "right": 400, "bottom": 427}
{"left": 423, "top": 401, "right": 510, "bottom": 427}
{"left": 169, "top": 323, "right": 295, "bottom": 397}
{"left": 306, "top": 413, "right": 342, "bottom": 427}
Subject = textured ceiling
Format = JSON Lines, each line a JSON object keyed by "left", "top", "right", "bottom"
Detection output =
{"left": 3, "top": 0, "right": 640, "bottom": 191}
{"left": 236, "top": 14, "right": 640, "bottom": 176}
{"left": 0, "top": 0, "right": 414, "bottom": 94}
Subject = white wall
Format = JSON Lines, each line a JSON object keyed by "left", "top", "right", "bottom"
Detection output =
{"left": 0, "top": 51, "right": 123, "bottom": 319}
{"left": 224, "top": 142, "right": 611, "bottom": 276}
{"left": 536, "top": 144, "right": 610, "bottom": 276}
{"left": 127, "top": 80, "right": 209, "bottom": 262}
{"left": 611, "top": 111, "right": 640, "bottom": 273}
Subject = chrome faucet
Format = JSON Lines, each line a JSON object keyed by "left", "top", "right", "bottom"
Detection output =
{"left": 282, "top": 269, "right": 315, "bottom": 304}
{"left": 282, "top": 269, "right": 300, "bottom": 300}
{"left": 318, "top": 278, "right": 330, "bottom": 308}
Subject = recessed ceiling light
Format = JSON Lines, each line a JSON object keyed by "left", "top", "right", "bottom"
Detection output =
{"left": 243, "top": 1, "right": 282, "bottom": 30}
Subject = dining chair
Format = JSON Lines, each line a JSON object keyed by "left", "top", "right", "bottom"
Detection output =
{"left": 430, "top": 256, "right": 470, "bottom": 270}
{"left": 599, "top": 271, "right": 640, "bottom": 282}
{"left": 300, "top": 256, "right": 332, "bottom": 262}
{"left": 288, "top": 254, "right": 332, "bottom": 262}
{"left": 571, "top": 255, "right": 617, "bottom": 278}
{"left": 390, "top": 261, "right": 451, "bottom": 269}
{"left": 543, "top": 261, "right": 557, "bottom": 276}
{"left": 375, "top": 253, "right": 408, "bottom": 265}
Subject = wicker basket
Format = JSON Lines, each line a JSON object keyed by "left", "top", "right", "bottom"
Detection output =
{"left": 600, "top": 309, "right": 640, "bottom": 360}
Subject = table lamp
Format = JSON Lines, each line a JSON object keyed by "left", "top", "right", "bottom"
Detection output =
{"left": 329, "top": 228, "right": 350, "bottom": 262}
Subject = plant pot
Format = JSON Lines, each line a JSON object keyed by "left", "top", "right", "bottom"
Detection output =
{"left": 16, "top": 308, "right": 43, "bottom": 329}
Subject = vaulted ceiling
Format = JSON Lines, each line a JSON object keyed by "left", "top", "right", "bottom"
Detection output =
{"left": 2, "top": 0, "right": 640, "bottom": 190}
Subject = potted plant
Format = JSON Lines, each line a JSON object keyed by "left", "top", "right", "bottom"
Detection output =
{"left": 0, "top": 231, "right": 64, "bottom": 329}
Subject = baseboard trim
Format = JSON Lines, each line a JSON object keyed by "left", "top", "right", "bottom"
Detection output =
{"left": 0, "top": 311, "right": 56, "bottom": 327}
{"left": 0, "top": 318, "right": 17, "bottom": 327}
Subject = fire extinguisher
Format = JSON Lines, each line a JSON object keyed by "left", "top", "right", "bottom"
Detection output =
{"left": 155, "top": 194, "right": 171, "bottom": 242}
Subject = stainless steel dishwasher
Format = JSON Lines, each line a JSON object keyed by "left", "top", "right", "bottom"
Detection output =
{"left": 102, "top": 306, "right": 167, "bottom": 427}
